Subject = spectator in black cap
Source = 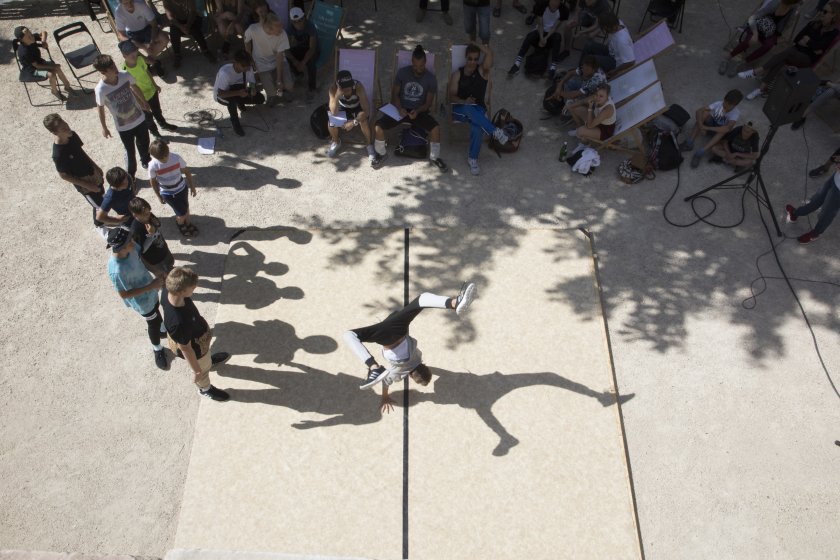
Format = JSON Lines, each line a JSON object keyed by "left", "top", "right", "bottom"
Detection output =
{"left": 327, "top": 70, "right": 375, "bottom": 162}
{"left": 106, "top": 226, "right": 169, "bottom": 370}
{"left": 14, "top": 25, "right": 75, "bottom": 101}
{"left": 285, "top": 6, "right": 319, "bottom": 100}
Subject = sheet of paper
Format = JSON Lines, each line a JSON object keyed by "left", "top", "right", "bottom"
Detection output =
{"left": 328, "top": 110, "right": 348, "bottom": 126}
{"left": 197, "top": 137, "right": 215, "bottom": 155}
{"left": 379, "top": 103, "right": 402, "bottom": 121}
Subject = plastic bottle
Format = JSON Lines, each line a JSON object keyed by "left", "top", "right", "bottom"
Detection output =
{"left": 558, "top": 141, "right": 568, "bottom": 161}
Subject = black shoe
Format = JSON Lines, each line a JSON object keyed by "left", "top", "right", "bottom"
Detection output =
{"left": 809, "top": 164, "right": 828, "bottom": 178}
{"left": 154, "top": 348, "right": 168, "bottom": 370}
{"left": 211, "top": 352, "right": 231, "bottom": 366}
{"left": 152, "top": 60, "right": 164, "bottom": 76}
{"left": 140, "top": 161, "right": 149, "bottom": 170}
{"left": 232, "top": 121, "right": 245, "bottom": 136}
{"left": 507, "top": 63, "right": 520, "bottom": 77}
{"left": 199, "top": 385, "right": 230, "bottom": 402}
{"left": 430, "top": 157, "right": 449, "bottom": 172}
{"left": 360, "top": 366, "right": 389, "bottom": 389}
{"left": 371, "top": 152, "right": 387, "bottom": 169}
{"left": 791, "top": 117, "right": 806, "bottom": 130}
{"left": 160, "top": 122, "right": 179, "bottom": 132}
{"left": 525, "top": 14, "right": 535, "bottom": 25}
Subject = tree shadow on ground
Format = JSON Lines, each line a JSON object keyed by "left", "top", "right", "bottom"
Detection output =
{"left": 0, "top": 0, "right": 78, "bottom": 21}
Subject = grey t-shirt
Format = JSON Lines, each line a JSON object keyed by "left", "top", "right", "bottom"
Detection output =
{"left": 395, "top": 65, "right": 437, "bottom": 111}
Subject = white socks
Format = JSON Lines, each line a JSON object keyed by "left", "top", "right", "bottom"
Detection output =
{"left": 430, "top": 142, "right": 441, "bottom": 160}
{"left": 374, "top": 139, "right": 386, "bottom": 156}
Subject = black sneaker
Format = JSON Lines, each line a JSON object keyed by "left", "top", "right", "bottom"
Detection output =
{"left": 211, "top": 352, "right": 231, "bottom": 366}
{"left": 154, "top": 348, "right": 168, "bottom": 370}
{"left": 160, "top": 122, "right": 179, "bottom": 132}
{"left": 808, "top": 164, "right": 828, "bottom": 178}
{"left": 507, "top": 63, "right": 520, "bottom": 77}
{"left": 430, "top": 157, "right": 449, "bottom": 172}
{"left": 360, "top": 366, "right": 389, "bottom": 389}
{"left": 199, "top": 385, "right": 230, "bottom": 402}
{"left": 232, "top": 121, "right": 245, "bottom": 136}
{"left": 140, "top": 161, "right": 149, "bottom": 170}
{"left": 371, "top": 152, "right": 387, "bottom": 169}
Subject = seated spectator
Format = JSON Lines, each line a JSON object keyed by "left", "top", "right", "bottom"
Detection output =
{"left": 44, "top": 114, "right": 106, "bottom": 235}
{"left": 285, "top": 7, "right": 319, "bottom": 100}
{"left": 373, "top": 46, "right": 447, "bottom": 172}
{"left": 719, "top": 0, "right": 801, "bottom": 77}
{"left": 449, "top": 43, "right": 509, "bottom": 175}
{"left": 567, "top": 82, "right": 615, "bottom": 142}
{"left": 148, "top": 140, "right": 198, "bottom": 237}
{"left": 162, "top": 0, "right": 216, "bottom": 67}
{"left": 680, "top": 89, "right": 744, "bottom": 169}
{"left": 544, "top": 55, "right": 606, "bottom": 114}
{"left": 710, "top": 121, "right": 760, "bottom": 170}
{"left": 738, "top": 2, "right": 840, "bottom": 99}
{"left": 784, "top": 152, "right": 840, "bottom": 244}
{"left": 244, "top": 12, "right": 293, "bottom": 107}
{"left": 214, "top": 50, "right": 265, "bottom": 136}
{"left": 578, "top": 12, "right": 635, "bottom": 77}
{"left": 216, "top": 0, "right": 251, "bottom": 56}
{"left": 417, "top": 0, "right": 453, "bottom": 25}
{"left": 129, "top": 197, "right": 175, "bottom": 278}
{"left": 792, "top": 80, "right": 840, "bottom": 129}
{"left": 806, "top": 146, "right": 840, "bottom": 177}
{"left": 97, "top": 167, "right": 138, "bottom": 226}
{"left": 507, "top": 0, "right": 571, "bottom": 80}
{"left": 119, "top": 41, "right": 178, "bottom": 141}
{"left": 114, "top": 0, "right": 169, "bottom": 76}
{"left": 559, "top": 0, "right": 611, "bottom": 58}
{"left": 14, "top": 26, "right": 75, "bottom": 101}
{"left": 327, "top": 70, "right": 376, "bottom": 162}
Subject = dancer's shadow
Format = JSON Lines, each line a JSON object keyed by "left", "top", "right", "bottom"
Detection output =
{"left": 213, "top": 319, "right": 337, "bottom": 365}
{"left": 219, "top": 241, "right": 303, "bottom": 309}
{"left": 393, "top": 368, "right": 635, "bottom": 456}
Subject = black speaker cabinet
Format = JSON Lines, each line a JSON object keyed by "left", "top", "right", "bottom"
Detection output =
{"left": 762, "top": 68, "right": 820, "bottom": 126}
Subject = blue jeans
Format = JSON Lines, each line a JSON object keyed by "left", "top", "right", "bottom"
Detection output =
{"left": 795, "top": 175, "right": 840, "bottom": 235}
{"left": 463, "top": 4, "right": 491, "bottom": 44}
{"left": 452, "top": 104, "right": 495, "bottom": 159}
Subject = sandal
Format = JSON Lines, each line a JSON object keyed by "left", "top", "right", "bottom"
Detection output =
{"left": 513, "top": 3, "right": 527, "bottom": 14}
{"left": 493, "top": 7, "right": 501, "bottom": 17}
{"left": 177, "top": 222, "right": 193, "bottom": 237}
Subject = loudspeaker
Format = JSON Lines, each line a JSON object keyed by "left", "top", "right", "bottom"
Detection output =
{"left": 762, "top": 68, "right": 819, "bottom": 126}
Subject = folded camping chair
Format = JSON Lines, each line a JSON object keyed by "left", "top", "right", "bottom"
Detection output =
{"left": 53, "top": 22, "right": 102, "bottom": 93}
{"left": 608, "top": 58, "right": 657, "bottom": 104}
{"left": 333, "top": 47, "right": 380, "bottom": 144}
{"left": 84, "top": 0, "right": 112, "bottom": 33}
{"left": 308, "top": 0, "right": 345, "bottom": 75}
{"left": 589, "top": 80, "right": 667, "bottom": 157}
{"left": 13, "top": 39, "right": 63, "bottom": 107}
{"left": 447, "top": 44, "right": 492, "bottom": 139}
{"left": 638, "top": 0, "right": 685, "bottom": 34}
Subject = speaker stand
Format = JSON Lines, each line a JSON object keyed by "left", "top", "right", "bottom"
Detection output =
{"left": 683, "top": 123, "right": 783, "bottom": 237}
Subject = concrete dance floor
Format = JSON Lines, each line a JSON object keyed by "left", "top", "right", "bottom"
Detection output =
{"left": 173, "top": 228, "right": 641, "bottom": 560}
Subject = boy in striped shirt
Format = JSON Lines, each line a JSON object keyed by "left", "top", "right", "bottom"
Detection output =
{"left": 148, "top": 139, "right": 198, "bottom": 237}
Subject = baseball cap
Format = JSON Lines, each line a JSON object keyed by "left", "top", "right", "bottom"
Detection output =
{"left": 336, "top": 70, "right": 354, "bottom": 89}
{"left": 107, "top": 227, "right": 132, "bottom": 252}
{"left": 118, "top": 40, "right": 138, "bottom": 55}
{"left": 13, "top": 26, "right": 27, "bottom": 40}
{"left": 290, "top": 7, "right": 304, "bottom": 20}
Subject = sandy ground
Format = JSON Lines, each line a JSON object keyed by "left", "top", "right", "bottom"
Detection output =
{"left": 0, "top": 0, "right": 839, "bottom": 558}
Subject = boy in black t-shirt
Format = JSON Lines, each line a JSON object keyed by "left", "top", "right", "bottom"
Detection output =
{"left": 710, "top": 121, "right": 760, "bottom": 171}
{"left": 14, "top": 25, "right": 75, "bottom": 101}
{"left": 129, "top": 197, "right": 175, "bottom": 278}
{"left": 162, "top": 267, "right": 231, "bottom": 401}
{"left": 97, "top": 167, "right": 138, "bottom": 227}
{"left": 44, "top": 114, "right": 107, "bottom": 235}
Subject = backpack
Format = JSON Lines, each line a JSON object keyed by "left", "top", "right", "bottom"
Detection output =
{"left": 394, "top": 126, "right": 428, "bottom": 158}
{"left": 488, "top": 109, "right": 523, "bottom": 156}
{"left": 662, "top": 104, "right": 690, "bottom": 129}
{"left": 310, "top": 104, "right": 329, "bottom": 139}
{"left": 524, "top": 48, "right": 550, "bottom": 76}
{"left": 543, "top": 84, "right": 565, "bottom": 115}
{"left": 652, "top": 131, "right": 683, "bottom": 170}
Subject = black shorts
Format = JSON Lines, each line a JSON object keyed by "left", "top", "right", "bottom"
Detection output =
{"left": 126, "top": 25, "right": 152, "bottom": 44}
{"left": 376, "top": 111, "right": 438, "bottom": 133}
{"left": 161, "top": 185, "right": 189, "bottom": 217}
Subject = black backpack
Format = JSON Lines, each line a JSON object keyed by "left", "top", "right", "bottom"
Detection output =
{"left": 662, "top": 104, "right": 691, "bottom": 128}
{"left": 394, "top": 126, "right": 429, "bottom": 158}
{"left": 310, "top": 104, "right": 329, "bottom": 139}
{"left": 524, "top": 48, "right": 549, "bottom": 76}
{"left": 649, "top": 130, "right": 683, "bottom": 171}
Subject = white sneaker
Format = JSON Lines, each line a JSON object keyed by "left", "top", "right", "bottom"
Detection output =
{"left": 468, "top": 158, "right": 480, "bottom": 175}
{"left": 455, "top": 282, "right": 476, "bottom": 316}
{"left": 737, "top": 69, "right": 755, "bottom": 79}
{"left": 746, "top": 87, "right": 763, "bottom": 100}
{"left": 492, "top": 127, "right": 509, "bottom": 145}
{"left": 327, "top": 140, "right": 341, "bottom": 157}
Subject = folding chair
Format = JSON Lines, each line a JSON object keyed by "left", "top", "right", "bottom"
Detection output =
{"left": 589, "top": 81, "right": 667, "bottom": 157}
{"left": 84, "top": 0, "right": 112, "bottom": 33}
{"left": 308, "top": 0, "right": 345, "bottom": 74}
{"left": 13, "top": 39, "right": 62, "bottom": 107}
{"left": 638, "top": 0, "right": 685, "bottom": 34}
{"left": 608, "top": 58, "right": 657, "bottom": 104}
{"left": 333, "top": 47, "right": 380, "bottom": 144}
{"left": 53, "top": 22, "right": 103, "bottom": 93}
{"left": 617, "top": 18, "right": 675, "bottom": 74}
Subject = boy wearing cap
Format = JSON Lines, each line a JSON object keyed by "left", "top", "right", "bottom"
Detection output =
{"left": 244, "top": 12, "right": 293, "bottom": 107}
{"left": 119, "top": 41, "right": 178, "bottom": 141}
{"left": 710, "top": 121, "right": 760, "bottom": 171}
{"left": 14, "top": 26, "right": 74, "bottom": 101}
{"left": 44, "top": 114, "right": 107, "bottom": 235}
{"left": 162, "top": 0, "right": 216, "bottom": 67}
{"left": 107, "top": 226, "right": 169, "bottom": 370}
{"left": 97, "top": 167, "right": 138, "bottom": 227}
{"left": 114, "top": 0, "right": 169, "bottom": 75}
{"left": 285, "top": 6, "right": 319, "bottom": 100}
{"left": 214, "top": 50, "right": 266, "bottom": 136}
{"left": 162, "top": 267, "right": 231, "bottom": 401}
{"left": 94, "top": 55, "right": 152, "bottom": 182}
{"left": 327, "top": 70, "right": 375, "bottom": 161}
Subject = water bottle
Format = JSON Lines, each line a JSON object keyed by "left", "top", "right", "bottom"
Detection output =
{"left": 558, "top": 141, "right": 568, "bottom": 161}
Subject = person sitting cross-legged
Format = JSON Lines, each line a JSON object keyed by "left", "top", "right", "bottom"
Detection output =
{"left": 14, "top": 25, "right": 75, "bottom": 101}
{"left": 327, "top": 70, "right": 375, "bottom": 163}
{"left": 507, "top": 0, "right": 571, "bottom": 80}
{"left": 709, "top": 121, "right": 760, "bottom": 171}
{"left": 214, "top": 50, "right": 266, "bottom": 136}
{"left": 449, "top": 43, "right": 509, "bottom": 175}
{"left": 680, "top": 89, "right": 744, "bottom": 169}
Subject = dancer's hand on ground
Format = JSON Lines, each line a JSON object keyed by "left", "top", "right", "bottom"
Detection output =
{"left": 380, "top": 395, "right": 394, "bottom": 414}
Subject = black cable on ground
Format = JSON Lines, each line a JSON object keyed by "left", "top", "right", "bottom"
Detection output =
{"left": 183, "top": 107, "right": 271, "bottom": 133}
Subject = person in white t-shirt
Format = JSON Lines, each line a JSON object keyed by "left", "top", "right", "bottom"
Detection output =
{"left": 244, "top": 12, "right": 293, "bottom": 107}
{"left": 784, "top": 153, "right": 840, "bottom": 244}
{"left": 214, "top": 50, "right": 266, "bottom": 136}
{"left": 148, "top": 139, "right": 199, "bottom": 237}
{"left": 343, "top": 282, "right": 476, "bottom": 413}
{"left": 680, "top": 89, "right": 744, "bottom": 169}
{"left": 578, "top": 12, "right": 635, "bottom": 77}
{"left": 114, "top": 0, "right": 169, "bottom": 75}
{"left": 507, "top": 0, "right": 570, "bottom": 79}
{"left": 94, "top": 54, "right": 151, "bottom": 182}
